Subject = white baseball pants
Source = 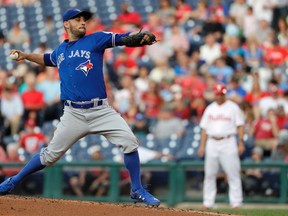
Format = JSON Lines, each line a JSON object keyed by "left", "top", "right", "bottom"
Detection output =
{"left": 203, "top": 136, "right": 243, "bottom": 208}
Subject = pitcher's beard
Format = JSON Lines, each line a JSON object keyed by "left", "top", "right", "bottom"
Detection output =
{"left": 71, "top": 28, "right": 86, "bottom": 39}
{"left": 78, "top": 31, "right": 86, "bottom": 38}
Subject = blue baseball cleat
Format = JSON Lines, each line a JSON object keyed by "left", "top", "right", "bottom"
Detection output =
{"left": 0, "top": 178, "right": 15, "bottom": 195}
{"left": 130, "top": 187, "right": 160, "bottom": 207}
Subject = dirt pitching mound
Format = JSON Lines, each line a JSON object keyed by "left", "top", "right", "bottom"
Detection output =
{"left": 0, "top": 195, "right": 231, "bottom": 216}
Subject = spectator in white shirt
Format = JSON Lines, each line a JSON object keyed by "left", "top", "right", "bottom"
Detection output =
{"left": 243, "top": 6, "right": 259, "bottom": 38}
{"left": 229, "top": 0, "right": 248, "bottom": 28}
{"left": 259, "top": 84, "right": 288, "bottom": 116}
{"left": 1, "top": 84, "right": 24, "bottom": 135}
{"left": 247, "top": 0, "right": 275, "bottom": 23}
{"left": 200, "top": 33, "right": 221, "bottom": 65}
{"left": 134, "top": 66, "right": 150, "bottom": 104}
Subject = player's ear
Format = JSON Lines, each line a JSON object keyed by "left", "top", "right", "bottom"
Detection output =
{"left": 63, "top": 21, "right": 69, "bottom": 30}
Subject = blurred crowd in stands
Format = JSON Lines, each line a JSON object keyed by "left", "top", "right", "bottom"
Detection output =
{"left": 0, "top": 0, "right": 287, "bottom": 197}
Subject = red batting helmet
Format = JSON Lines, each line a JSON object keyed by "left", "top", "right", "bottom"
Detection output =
{"left": 213, "top": 84, "right": 227, "bottom": 95}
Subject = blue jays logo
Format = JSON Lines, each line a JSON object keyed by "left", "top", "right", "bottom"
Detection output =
{"left": 76, "top": 60, "right": 93, "bottom": 76}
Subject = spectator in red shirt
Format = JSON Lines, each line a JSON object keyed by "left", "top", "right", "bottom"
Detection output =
{"left": 19, "top": 119, "right": 47, "bottom": 156}
{"left": 176, "top": 67, "right": 206, "bottom": 94}
{"left": 263, "top": 37, "right": 288, "bottom": 67}
{"left": 276, "top": 106, "right": 288, "bottom": 130}
{"left": 21, "top": 72, "right": 45, "bottom": 126}
{"left": 108, "top": 19, "right": 126, "bottom": 34}
{"left": 175, "top": 0, "right": 192, "bottom": 24}
{"left": 140, "top": 81, "right": 163, "bottom": 125}
{"left": 209, "top": 0, "right": 226, "bottom": 23}
{"left": 113, "top": 51, "right": 138, "bottom": 77}
{"left": 251, "top": 109, "right": 279, "bottom": 156}
{"left": 117, "top": 2, "right": 142, "bottom": 30}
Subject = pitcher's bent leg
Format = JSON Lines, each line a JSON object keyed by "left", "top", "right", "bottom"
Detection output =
{"left": 40, "top": 107, "right": 89, "bottom": 166}
{"left": 90, "top": 107, "right": 139, "bottom": 153}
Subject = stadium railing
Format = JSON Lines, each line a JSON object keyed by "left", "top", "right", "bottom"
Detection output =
{"left": 0, "top": 161, "right": 287, "bottom": 206}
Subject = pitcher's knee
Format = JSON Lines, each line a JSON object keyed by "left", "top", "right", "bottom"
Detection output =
{"left": 40, "top": 148, "right": 63, "bottom": 166}
{"left": 122, "top": 134, "right": 139, "bottom": 154}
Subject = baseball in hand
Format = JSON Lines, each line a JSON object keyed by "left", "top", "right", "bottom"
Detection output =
{"left": 10, "top": 52, "right": 19, "bottom": 60}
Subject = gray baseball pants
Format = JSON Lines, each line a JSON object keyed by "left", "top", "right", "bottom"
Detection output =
{"left": 40, "top": 101, "right": 139, "bottom": 166}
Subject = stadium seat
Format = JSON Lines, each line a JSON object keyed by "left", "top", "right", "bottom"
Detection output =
{"left": 175, "top": 124, "right": 201, "bottom": 161}
{"left": 41, "top": 121, "right": 54, "bottom": 136}
{"left": 139, "top": 133, "right": 159, "bottom": 151}
{"left": 85, "top": 134, "right": 102, "bottom": 146}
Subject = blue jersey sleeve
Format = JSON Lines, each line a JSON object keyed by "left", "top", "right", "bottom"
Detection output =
{"left": 44, "top": 51, "right": 57, "bottom": 67}
{"left": 92, "top": 32, "right": 130, "bottom": 50}
{"left": 115, "top": 32, "right": 130, "bottom": 46}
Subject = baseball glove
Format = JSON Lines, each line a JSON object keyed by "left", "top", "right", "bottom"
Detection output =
{"left": 121, "top": 31, "right": 157, "bottom": 47}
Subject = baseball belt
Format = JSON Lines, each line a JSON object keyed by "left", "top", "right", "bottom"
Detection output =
{"left": 64, "top": 98, "right": 107, "bottom": 109}
{"left": 210, "top": 134, "right": 234, "bottom": 140}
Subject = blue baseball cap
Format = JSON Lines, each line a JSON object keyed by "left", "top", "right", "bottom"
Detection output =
{"left": 135, "top": 113, "right": 146, "bottom": 121}
{"left": 63, "top": 8, "right": 92, "bottom": 22}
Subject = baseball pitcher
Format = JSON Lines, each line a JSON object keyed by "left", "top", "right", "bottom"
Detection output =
{"left": 0, "top": 8, "right": 160, "bottom": 206}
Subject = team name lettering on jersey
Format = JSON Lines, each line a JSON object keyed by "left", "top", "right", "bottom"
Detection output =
{"left": 208, "top": 115, "right": 231, "bottom": 121}
{"left": 68, "top": 50, "right": 91, "bottom": 59}
{"left": 57, "top": 53, "right": 65, "bottom": 67}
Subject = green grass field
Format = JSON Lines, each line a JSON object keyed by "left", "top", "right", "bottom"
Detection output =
{"left": 206, "top": 208, "right": 288, "bottom": 216}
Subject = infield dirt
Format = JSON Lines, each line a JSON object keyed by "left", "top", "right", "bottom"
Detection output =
{"left": 0, "top": 195, "right": 237, "bottom": 216}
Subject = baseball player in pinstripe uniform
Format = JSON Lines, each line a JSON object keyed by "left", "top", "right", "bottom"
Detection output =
{"left": 0, "top": 8, "right": 160, "bottom": 206}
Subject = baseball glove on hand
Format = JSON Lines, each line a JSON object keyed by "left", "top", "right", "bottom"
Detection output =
{"left": 122, "top": 31, "right": 157, "bottom": 47}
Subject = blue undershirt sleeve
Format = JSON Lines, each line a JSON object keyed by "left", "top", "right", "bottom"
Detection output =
{"left": 115, "top": 32, "right": 130, "bottom": 46}
{"left": 44, "top": 52, "right": 57, "bottom": 67}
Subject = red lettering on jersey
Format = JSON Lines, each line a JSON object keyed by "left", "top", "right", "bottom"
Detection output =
{"left": 208, "top": 114, "right": 231, "bottom": 121}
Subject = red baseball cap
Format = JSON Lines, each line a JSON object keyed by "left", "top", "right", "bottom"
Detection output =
{"left": 213, "top": 84, "right": 227, "bottom": 95}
